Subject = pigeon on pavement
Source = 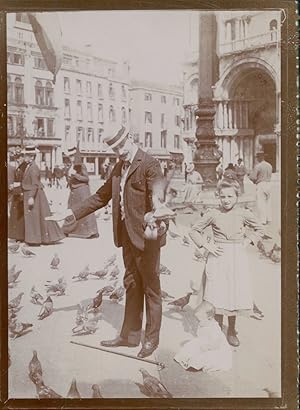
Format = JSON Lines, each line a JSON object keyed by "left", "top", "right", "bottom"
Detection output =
{"left": 91, "top": 384, "right": 103, "bottom": 398}
{"left": 67, "top": 378, "right": 81, "bottom": 398}
{"left": 90, "top": 268, "right": 108, "bottom": 280}
{"left": 72, "top": 265, "right": 90, "bottom": 281}
{"left": 109, "top": 286, "right": 125, "bottom": 303}
{"left": 8, "top": 292, "right": 24, "bottom": 310}
{"left": 45, "top": 277, "right": 66, "bottom": 296}
{"left": 160, "top": 290, "right": 175, "bottom": 301}
{"left": 167, "top": 292, "right": 193, "bottom": 310}
{"left": 72, "top": 314, "right": 100, "bottom": 335}
{"left": 8, "top": 243, "right": 20, "bottom": 254}
{"left": 38, "top": 296, "right": 53, "bottom": 320}
{"left": 30, "top": 286, "right": 44, "bottom": 304}
{"left": 98, "top": 285, "right": 115, "bottom": 296}
{"left": 28, "top": 350, "right": 42, "bottom": 384}
{"left": 104, "top": 254, "right": 117, "bottom": 269}
{"left": 35, "top": 380, "right": 62, "bottom": 398}
{"left": 9, "top": 321, "right": 33, "bottom": 339}
{"left": 21, "top": 246, "right": 36, "bottom": 257}
{"left": 263, "top": 388, "right": 280, "bottom": 398}
{"left": 138, "top": 368, "right": 173, "bottom": 398}
{"left": 109, "top": 265, "right": 120, "bottom": 280}
{"left": 50, "top": 253, "right": 60, "bottom": 269}
{"left": 8, "top": 269, "right": 22, "bottom": 285}
{"left": 87, "top": 291, "right": 103, "bottom": 312}
{"left": 159, "top": 264, "right": 172, "bottom": 275}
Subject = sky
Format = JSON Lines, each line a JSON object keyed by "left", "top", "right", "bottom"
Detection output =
{"left": 58, "top": 11, "right": 197, "bottom": 84}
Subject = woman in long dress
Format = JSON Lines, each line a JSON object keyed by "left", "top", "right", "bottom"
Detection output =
{"left": 183, "top": 163, "right": 203, "bottom": 203}
{"left": 63, "top": 148, "right": 99, "bottom": 239}
{"left": 21, "top": 146, "right": 64, "bottom": 245}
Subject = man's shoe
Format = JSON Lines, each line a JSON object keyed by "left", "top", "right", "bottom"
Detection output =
{"left": 227, "top": 330, "right": 240, "bottom": 347}
{"left": 100, "top": 336, "right": 139, "bottom": 348}
{"left": 137, "top": 341, "right": 158, "bottom": 358}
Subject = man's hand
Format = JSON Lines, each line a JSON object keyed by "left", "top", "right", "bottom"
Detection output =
{"left": 45, "top": 208, "right": 74, "bottom": 222}
{"left": 28, "top": 197, "right": 34, "bottom": 208}
{"left": 203, "top": 242, "right": 224, "bottom": 257}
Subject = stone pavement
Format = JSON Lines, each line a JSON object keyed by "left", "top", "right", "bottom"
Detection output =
{"left": 8, "top": 181, "right": 281, "bottom": 399}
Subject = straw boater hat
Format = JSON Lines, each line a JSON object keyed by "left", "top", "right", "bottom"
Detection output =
{"left": 186, "top": 163, "right": 195, "bottom": 173}
{"left": 103, "top": 125, "right": 130, "bottom": 151}
{"left": 67, "top": 146, "right": 77, "bottom": 156}
{"left": 22, "top": 145, "right": 40, "bottom": 155}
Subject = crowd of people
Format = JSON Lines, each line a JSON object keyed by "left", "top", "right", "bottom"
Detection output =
{"left": 7, "top": 125, "right": 275, "bottom": 372}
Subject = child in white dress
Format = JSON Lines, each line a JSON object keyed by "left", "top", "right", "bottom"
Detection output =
{"left": 189, "top": 179, "right": 265, "bottom": 347}
{"left": 174, "top": 301, "right": 232, "bottom": 372}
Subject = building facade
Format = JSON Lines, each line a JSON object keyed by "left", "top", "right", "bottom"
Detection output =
{"left": 129, "top": 80, "right": 184, "bottom": 171}
{"left": 183, "top": 11, "right": 281, "bottom": 172}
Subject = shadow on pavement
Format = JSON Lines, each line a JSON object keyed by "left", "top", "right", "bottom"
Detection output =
{"left": 162, "top": 306, "right": 199, "bottom": 336}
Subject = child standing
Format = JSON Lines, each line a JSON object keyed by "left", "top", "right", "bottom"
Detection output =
{"left": 189, "top": 179, "right": 265, "bottom": 347}
{"left": 174, "top": 301, "right": 232, "bottom": 372}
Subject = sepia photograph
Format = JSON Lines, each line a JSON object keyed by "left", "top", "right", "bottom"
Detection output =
{"left": 5, "top": 7, "right": 286, "bottom": 401}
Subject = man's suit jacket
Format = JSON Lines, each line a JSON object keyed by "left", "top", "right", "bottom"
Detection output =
{"left": 72, "top": 148, "right": 164, "bottom": 251}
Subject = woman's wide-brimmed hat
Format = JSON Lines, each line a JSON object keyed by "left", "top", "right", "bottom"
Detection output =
{"left": 103, "top": 124, "right": 130, "bottom": 151}
{"left": 66, "top": 146, "right": 77, "bottom": 156}
{"left": 22, "top": 145, "right": 40, "bottom": 155}
{"left": 73, "top": 141, "right": 82, "bottom": 166}
{"left": 186, "top": 163, "right": 195, "bottom": 173}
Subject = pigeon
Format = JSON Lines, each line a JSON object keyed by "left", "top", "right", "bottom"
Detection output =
{"left": 109, "top": 265, "right": 120, "bottom": 280}
{"left": 35, "top": 380, "right": 62, "bottom": 398}
{"left": 91, "top": 384, "right": 103, "bottom": 398}
{"left": 8, "top": 264, "right": 16, "bottom": 276}
{"left": 109, "top": 286, "right": 125, "bottom": 303}
{"left": 73, "top": 306, "right": 88, "bottom": 330}
{"left": 9, "top": 321, "right": 33, "bottom": 339}
{"left": 250, "top": 302, "right": 264, "bottom": 320}
{"left": 161, "top": 290, "right": 175, "bottom": 301}
{"left": 50, "top": 253, "right": 60, "bottom": 269}
{"left": 28, "top": 350, "right": 42, "bottom": 384}
{"left": 87, "top": 292, "right": 103, "bottom": 312}
{"left": 138, "top": 368, "right": 173, "bottom": 398}
{"left": 67, "top": 378, "right": 81, "bottom": 398}
{"left": 8, "top": 269, "right": 22, "bottom": 285}
{"left": 72, "top": 314, "right": 100, "bottom": 335}
{"left": 263, "top": 388, "right": 280, "bottom": 398}
{"left": 270, "top": 248, "right": 281, "bottom": 263}
{"left": 8, "top": 292, "right": 24, "bottom": 310}
{"left": 38, "top": 296, "right": 53, "bottom": 320}
{"left": 159, "top": 264, "right": 171, "bottom": 275}
{"left": 167, "top": 292, "right": 193, "bottom": 310}
{"left": 30, "top": 286, "right": 44, "bottom": 305}
{"left": 8, "top": 243, "right": 20, "bottom": 254}
{"left": 72, "top": 265, "right": 90, "bottom": 281}
{"left": 90, "top": 268, "right": 108, "bottom": 280}
{"left": 182, "top": 235, "right": 191, "bottom": 246}
{"left": 45, "top": 277, "right": 66, "bottom": 296}
{"left": 8, "top": 309, "right": 17, "bottom": 324}
{"left": 168, "top": 230, "right": 181, "bottom": 239}
{"left": 104, "top": 254, "right": 117, "bottom": 269}
{"left": 21, "top": 246, "right": 36, "bottom": 257}
{"left": 98, "top": 285, "right": 115, "bottom": 296}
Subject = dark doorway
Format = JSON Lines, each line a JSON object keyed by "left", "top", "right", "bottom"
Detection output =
{"left": 262, "top": 142, "right": 276, "bottom": 172}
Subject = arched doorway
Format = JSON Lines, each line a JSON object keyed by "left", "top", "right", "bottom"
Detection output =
{"left": 229, "top": 69, "right": 277, "bottom": 171}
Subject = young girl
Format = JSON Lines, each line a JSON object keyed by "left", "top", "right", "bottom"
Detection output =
{"left": 189, "top": 178, "right": 265, "bottom": 347}
{"left": 174, "top": 301, "right": 232, "bottom": 372}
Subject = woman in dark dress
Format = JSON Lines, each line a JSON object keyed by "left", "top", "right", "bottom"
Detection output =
{"left": 8, "top": 151, "right": 26, "bottom": 242}
{"left": 63, "top": 147, "right": 99, "bottom": 239}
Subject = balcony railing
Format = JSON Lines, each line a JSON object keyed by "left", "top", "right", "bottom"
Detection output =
{"left": 219, "top": 30, "right": 279, "bottom": 55}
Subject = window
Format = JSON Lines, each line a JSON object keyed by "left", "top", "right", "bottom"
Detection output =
{"left": 98, "top": 128, "right": 103, "bottom": 144}
{"left": 87, "top": 128, "right": 94, "bottom": 143}
{"left": 63, "top": 56, "right": 72, "bottom": 66}
{"left": 121, "top": 107, "right": 126, "bottom": 124}
{"left": 86, "top": 81, "right": 92, "bottom": 97}
{"left": 35, "top": 80, "right": 44, "bottom": 105}
{"left": 175, "top": 115, "right": 181, "bottom": 127}
{"left": 270, "top": 19, "right": 278, "bottom": 41}
{"left": 76, "top": 79, "right": 82, "bottom": 95}
{"left": 7, "top": 75, "right": 13, "bottom": 103}
{"left": 98, "top": 104, "right": 103, "bottom": 122}
{"left": 145, "top": 111, "right": 152, "bottom": 124}
{"left": 10, "top": 52, "right": 24, "bottom": 65}
{"left": 145, "top": 93, "right": 152, "bottom": 101}
{"left": 45, "top": 82, "right": 53, "bottom": 106}
{"left": 174, "top": 134, "right": 180, "bottom": 149}
{"left": 173, "top": 97, "right": 180, "bottom": 106}
{"left": 34, "top": 56, "right": 46, "bottom": 70}
{"left": 161, "top": 113, "right": 165, "bottom": 129}
{"left": 76, "top": 126, "right": 84, "bottom": 142}
{"left": 98, "top": 83, "right": 103, "bottom": 99}
{"left": 7, "top": 116, "right": 14, "bottom": 137}
{"left": 77, "top": 100, "right": 82, "bottom": 120}
{"left": 145, "top": 132, "right": 152, "bottom": 148}
{"left": 121, "top": 85, "right": 127, "bottom": 101}
{"left": 15, "top": 77, "right": 24, "bottom": 104}
{"left": 87, "top": 102, "right": 93, "bottom": 122}
{"left": 65, "top": 125, "right": 70, "bottom": 145}
{"left": 161, "top": 131, "right": 167, "bottom": 148}
{"left": 36, "top": 118, "right": 45, "bottom": 137}
{"left": 16, "top": 13, "right": 30, "bottom": 24}
{"left": 109, "top": 105, "right": 116, "bottom": 122}
{"left": 47, "top": 119, "right": 54, "bottom": 137}
{"left": 64, "top": 77, "right": 70, "bottom": 93}
{"left": 161, "top": 95, "right": 166, "bottom": 104}
{"left": 64, "top": 99, "right": 71, "bottom": 118}
{"left": 109, "top": 83, "right": 115, "bottom": 99}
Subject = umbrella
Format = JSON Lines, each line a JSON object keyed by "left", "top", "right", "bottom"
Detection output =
{"left": 27, "top": 12, "right": 62, "bottom": 84}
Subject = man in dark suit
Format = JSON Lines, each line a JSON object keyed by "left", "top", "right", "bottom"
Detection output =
{"left": 47, "top": 125, "right": 166, "bottom": 358}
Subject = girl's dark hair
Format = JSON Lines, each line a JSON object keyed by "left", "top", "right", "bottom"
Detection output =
{"left": 216, "top": 178, "right": 241, "bottom": 196}
{"left": 73, "top": 164, "right": 82, "bottom": 173}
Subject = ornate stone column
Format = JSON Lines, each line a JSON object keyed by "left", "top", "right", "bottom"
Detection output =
{"left": 193, "top": 12, "right": 221, "bottom": 187}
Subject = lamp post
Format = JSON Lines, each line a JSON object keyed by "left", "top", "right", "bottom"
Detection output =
{"left": 15, "top": 112, "right": 27, "bottom": 148}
